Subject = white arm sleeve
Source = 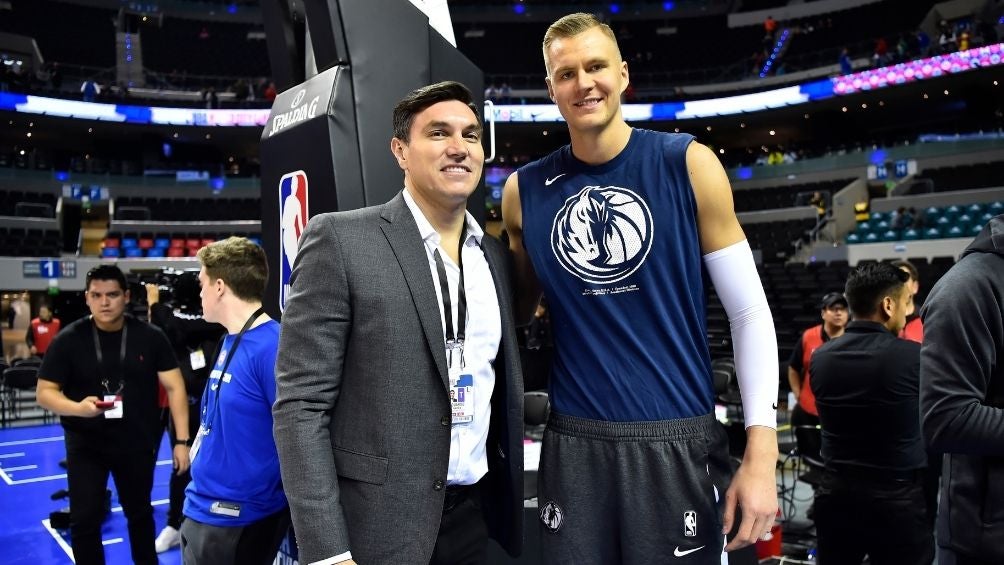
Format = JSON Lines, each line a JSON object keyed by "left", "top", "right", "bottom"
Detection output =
{"left": 702, "top": 239, "right": 779, "bottom": 429}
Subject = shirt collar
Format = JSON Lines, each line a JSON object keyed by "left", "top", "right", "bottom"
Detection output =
{"left": 402, "top": 188, "right": 484, "bottom": 247}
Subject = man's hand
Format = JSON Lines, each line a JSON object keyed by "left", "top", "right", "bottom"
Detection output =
{"left": 335, "top": 560, "right": 357, "bottom": 565}
{"left": 29, "top": 345, "right": 37, "bottom": 355}
{"left": 722, "top": 426, "right": 779, "bottom": 551}
{"left": 173, "top": 444, "right": 191, "bottom": 475}
{"left": 76, "top": 396, "right": 110, "bottom": 418}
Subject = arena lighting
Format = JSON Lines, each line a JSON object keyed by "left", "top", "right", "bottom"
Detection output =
{"left": 663, "top": 1, "right": 674, "bottom": 10}
{"left": 609, "top": 3, "right": 620, "bottom": 14}
{"left": 513, "top": 3, "right": 525, "bottom": 15}
{"left": 0, "top": 92, "right": 269, "bottom": 126}
{"left": 488, "top": 43, "right": 1004, "bottom": 123}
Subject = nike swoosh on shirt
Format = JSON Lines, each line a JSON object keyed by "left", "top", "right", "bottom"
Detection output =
{"left": 673, "top": 546, "right": 705, "bottom": 557}
{"left": 544, "top": 174, "right": 565, "bottom": 186}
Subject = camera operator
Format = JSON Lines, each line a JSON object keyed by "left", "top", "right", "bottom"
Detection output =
{"left": 143, "top": 271, "right": 224, "bottom": 553}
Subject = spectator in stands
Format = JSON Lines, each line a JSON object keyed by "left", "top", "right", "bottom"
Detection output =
{"left": 180, "top": 237, "right": 289, "bottom": 564}
{"left": 203, "top": 87, "right": 219, "bottom": 110}
{"left": 50, "top": 62, "right": 62, "bottom": 90}
{"left": 263, "top": 81, "right": 277, "bottom": 102}
{"left": 484, "top": 83, "right": 499, "bottom": 102}
{"left": 958, "top": 27, "right": 970, "bottom": 51}
{"left": 499, "top": 82, "right": 511, "bottom": 104}
{"left": 80, "top": 79, "right": 100, "bottom": 102}
{"left": 809, "top": 191, "right": 827, "bottom": 218}
{"left": 764, "top": 15, "right": 777, "bottom": 37}
{"left": 26, "top": 304, "right": 60, "bottom": 357}
{"left": 873, "top": 37, "right": 890, "bottom": 67}
{"left": 810, "top": 263, "right": 933, "bottom": 565}
{"left": 36, "top": 265, "right": 190, "bottom": 565}
{"left": 920, "top": 214, "right": 1004, "bottom": 564}
{"left": 788, "top": 292, "right": 848, "bottom": 463}
{"left": 839, "top": 48, "right": 853, "bottom": 75}
{"left": 917, "top": 29, "right": 932, "bottom": 57}
{"left": 938, "top": 21, "right": 957, "bottom": 54}
{"left": 146, "top": 282, "right": 223, "bottom": 554}
{"left": 896, "top": 34, "right": 910, "bottom": 62}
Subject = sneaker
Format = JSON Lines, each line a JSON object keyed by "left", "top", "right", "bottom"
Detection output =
{"left": 154, "top": 525, "right": 181, "bottom": 553}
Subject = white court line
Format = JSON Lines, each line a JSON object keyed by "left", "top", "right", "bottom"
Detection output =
{"left": 42, "top": 518, "right": 76, "bottom": 563}
{"left": 155, "top": 459, "right": 172, "bottom": 466}
{"left": 1, "top": 464, "right": 38, "bottom": 472}
{"left": 0, "top": 466, "right": 66, "bottom": 485}
{"left": 43, "top": 502, "right": 168, "bottom": 561}
{"left": 0, "top": 452, "right": 25, "bottom": 458}
{"left": 0, "top": 436, "right": 63, "bottom": 447}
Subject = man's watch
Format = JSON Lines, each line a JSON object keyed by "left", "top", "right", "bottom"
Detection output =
{"left": 174, "top": 438, "right": 194, "bottom": 447}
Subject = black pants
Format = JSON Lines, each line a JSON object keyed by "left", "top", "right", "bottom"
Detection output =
{"left": 791, "top": 404, "right": 821, "bottom": 461}
{"left": 815, "top": 469, "right": 934, "bottom": 565}
{"left": 179, "top": 507, "right": 291, "bottom": 565}
{"left": 430, "top": 484, "right": 488, "bottom": 565}
{"left": 66, "top": 443, "right": 158, "bottom": 565}
{"left": 161, "top": 403, "right": 201, "bottom": 529}
{"left": 939, "top": 546, "right": 998, "bottom": 565}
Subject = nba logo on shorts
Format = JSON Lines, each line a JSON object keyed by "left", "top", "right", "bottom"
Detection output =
{"left": 279, "top": 170, "right": 309, "bottom": 312}
{"left": 684, "top": 510, "right": 697, "bottom": 537}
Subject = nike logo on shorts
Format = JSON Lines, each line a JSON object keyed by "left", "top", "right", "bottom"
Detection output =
{"left": 673, "top": 545, "right": 705, "bottom": 557}
{"left": 544, "top": 174, "right": 565, "bottom": 186}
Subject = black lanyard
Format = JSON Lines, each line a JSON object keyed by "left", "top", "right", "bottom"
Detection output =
{"left": 92, "top": 319, "right": 128, "bottom": 395}
{"left": 432, "top": 226, "right": 467, "bottom": 369}
{"left": 200, "top": 307, "right": 264, "bottom": 432}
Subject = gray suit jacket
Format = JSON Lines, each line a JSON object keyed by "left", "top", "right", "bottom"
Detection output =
{"left": 273, "top": 192, "right": 524, "bottom": 564}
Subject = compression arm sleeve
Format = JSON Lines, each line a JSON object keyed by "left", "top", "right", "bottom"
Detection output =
{"left": 703, "top": 239, "right": 779, "bottom": 429}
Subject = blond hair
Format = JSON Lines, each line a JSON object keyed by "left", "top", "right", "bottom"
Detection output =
{"left": 542, "top": 12, "right": 621, "bottom": 74}
{"left": 197, "top": 236, "right": 268, "bottom": 302}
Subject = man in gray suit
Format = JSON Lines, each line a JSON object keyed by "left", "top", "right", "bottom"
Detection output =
{"left": 273, "top": 81, "right": 524, "bottom": 565}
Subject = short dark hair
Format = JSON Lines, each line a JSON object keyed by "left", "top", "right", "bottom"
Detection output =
{"left": 392, "top": 81, "right": 481, "bottom": 142}
{"left": 86, "top": 264, "right": 127, "bottom": 292}
{"left": 890, "top": 259, "right": 918, "bottom": 281}
{"left": 197, "top": 237, "right": 268, "bottom": 302}
{"left": 844, "top": 262, "right": 909, "bottom": 318}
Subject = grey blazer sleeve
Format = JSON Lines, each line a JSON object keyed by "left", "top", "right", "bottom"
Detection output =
{"left": 273, "top": 212, "right": 353, "bottom": 562}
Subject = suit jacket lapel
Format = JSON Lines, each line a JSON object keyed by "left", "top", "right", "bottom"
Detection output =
{"left": 379, "top": 192, "right": 450, "bottom": 389}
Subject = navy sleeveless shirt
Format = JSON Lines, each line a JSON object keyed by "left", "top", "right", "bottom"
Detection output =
{"left": 517, "top": 129, "right": 713, "bottom": 421}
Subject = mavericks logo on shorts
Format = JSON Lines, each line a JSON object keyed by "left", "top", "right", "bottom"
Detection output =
{"left": 551, "top": 185, "right": 654, "bottom": 285}
{"left": 540, "top": 501, "right": 564, "bottom": 533}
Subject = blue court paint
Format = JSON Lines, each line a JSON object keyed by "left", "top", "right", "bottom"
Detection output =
{"left": 0, "top": 424, "right": 182, "bottom": 565}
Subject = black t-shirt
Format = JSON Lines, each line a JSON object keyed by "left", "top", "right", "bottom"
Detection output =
{"left": 39, "top": 315, "right": 179, "bottom": 452}
{"left": 809, "top": 321, "right": 926, "bottom": 472}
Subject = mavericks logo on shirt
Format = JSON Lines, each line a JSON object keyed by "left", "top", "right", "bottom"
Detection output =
{"left": 550, "top": 185, "right": 653, "bottom": 285}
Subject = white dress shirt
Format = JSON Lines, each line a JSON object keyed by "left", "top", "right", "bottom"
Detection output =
{"left": 403, "top": 188, "right": 501, "bottom": 486}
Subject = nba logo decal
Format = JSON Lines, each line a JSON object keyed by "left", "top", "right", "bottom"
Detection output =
{"left": 279, "top": 170, "right": 309, "bottom": 312}
{"left": 684, "top": 510, "right": 697, "bottom": 537}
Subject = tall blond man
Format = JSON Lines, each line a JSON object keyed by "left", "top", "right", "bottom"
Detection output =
{"left": 502, "top": 13, "right": 779, "bottom": 564}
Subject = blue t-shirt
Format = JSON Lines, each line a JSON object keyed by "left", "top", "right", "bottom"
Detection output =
{"left": 184, "top": 320, "right": 287, "bottom": 525}
{"left": 517, "top": 129, "right": 713, "bottom": 421}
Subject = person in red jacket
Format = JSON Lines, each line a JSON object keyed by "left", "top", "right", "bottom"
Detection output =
{"left": 787, "top": 292, "right": 848, "bottom": 460}
{"left": 892, "top": 259, "right": 923, "bottom": 343}
{"left": 26, "top": 304, "right": 60, "bottom": 357}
